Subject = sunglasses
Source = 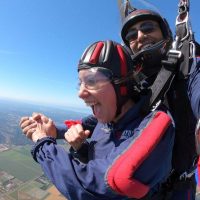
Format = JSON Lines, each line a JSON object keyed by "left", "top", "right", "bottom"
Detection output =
{"left": 78, "top": 67, "right": 113, "bottom": 90}
{"left": 125, "top": 21, "right": 159, "bottom": 42}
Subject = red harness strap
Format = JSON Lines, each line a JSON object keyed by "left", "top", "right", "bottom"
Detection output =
{"left": 106, "top": 111, "right": 172, "bottom": 199}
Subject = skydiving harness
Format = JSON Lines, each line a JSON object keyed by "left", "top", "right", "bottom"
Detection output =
{"left": 118, "top": 0, "right": 200, "bottom": 199}
{"left": 144, "top": 0, "right": 198, "bottom": 112}
{"left": 140, "top": 0, "right": 200, "bottom": 198}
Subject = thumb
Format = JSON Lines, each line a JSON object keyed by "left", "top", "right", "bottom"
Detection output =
{"left": 41, "top": 115, "right": 50, "bottom": 123}
{"left": 47, "top": 118, "right": 54, "bottom": 126}
{"left": 84, "top": 130, "right": 91, "bottom": 138}
{"left": 32, "top": 112, "right": 42, "bottom": 121}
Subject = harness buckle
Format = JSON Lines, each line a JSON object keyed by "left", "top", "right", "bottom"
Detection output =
{"left": 179, "top": 157, "right": 198, "bottom": 181}
{"left": 168, "top": 50, "right": 182, "bottom": 59}
{"left": 178, "top": 0, "right": 189, "bottom": 15}
{"left": 161, "top": 49, "right": 182, "bottom": 71}
{"left": 179, "top": 169, "right": 195, "bottom": 181}
{"left": 151, "top": 100, "right": 162, "bottom": 112}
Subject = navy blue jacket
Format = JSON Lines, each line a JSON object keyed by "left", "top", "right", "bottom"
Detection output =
{"left": 188, "top": 57, "right": 200, "bottom": 119}
{"left": 49, "top": 58, "right": 200, "bottom": 199}
{"left": 31, "top": 99, "right": 175, "bottom": 200}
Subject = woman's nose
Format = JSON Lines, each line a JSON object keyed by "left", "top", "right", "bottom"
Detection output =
{"left": 78, "top": 84, "right": 90, "bottom": 99}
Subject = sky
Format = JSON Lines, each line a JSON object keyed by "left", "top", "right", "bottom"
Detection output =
{"left": 0, "top": 0, "right": 199, "bottom": 110}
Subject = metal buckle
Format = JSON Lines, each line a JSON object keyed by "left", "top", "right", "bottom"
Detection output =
{"left": 179, "top": 157, "right": 198, "bottom": 181}
{"left": 168, "top": 50, "right": 182, "bottom": 59}
{"left": 151, "top": 100, "right": 161, "bottom": 112}
{"left": 178, "top": 0, "right": 189, "bottom": 15}
{"left": 179, "top": 169, "right": 195, "bottom": 181}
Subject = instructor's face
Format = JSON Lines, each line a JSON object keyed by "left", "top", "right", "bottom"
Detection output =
{"left": 126, "top": 20, "right": 164, "bottom": 53}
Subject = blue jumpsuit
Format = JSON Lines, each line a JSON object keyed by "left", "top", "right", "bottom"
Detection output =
{"left": 51, "top": 58, "right": 200, "bottom": 199}
{"left": 188, "top": 57, "right": 200, "bottom": 119}
{"left": 166, "top": 57, "right": 200, "bottom": 200}
{"left": 31, "top": 99, "right": 175, "bottom": 200}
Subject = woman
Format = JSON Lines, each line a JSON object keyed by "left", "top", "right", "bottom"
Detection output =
{"left": 21, "top": 40, "right": 175, "bottom": 200}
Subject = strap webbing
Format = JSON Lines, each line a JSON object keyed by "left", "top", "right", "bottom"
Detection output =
{"left": 142, "top": 49, "right": 181, "bottom": 114}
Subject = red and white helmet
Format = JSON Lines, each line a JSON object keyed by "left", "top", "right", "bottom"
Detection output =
{"left": 78, "top": 40, "right": 141, "bottom": 115}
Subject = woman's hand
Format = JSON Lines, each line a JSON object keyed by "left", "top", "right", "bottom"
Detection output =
{"left": 65, "top": 124, "right": 90, "bottom": 151}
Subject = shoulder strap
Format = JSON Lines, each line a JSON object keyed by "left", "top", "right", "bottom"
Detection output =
{"left": 145, "top": 49, "right": 182, "bottom": 113}
{"left": 143, "top": 0, "right": 197, "bottom": 114}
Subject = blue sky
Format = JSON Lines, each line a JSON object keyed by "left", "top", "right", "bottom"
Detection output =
{"left": 0, "top": 0, "right": 199, "bottom": 109}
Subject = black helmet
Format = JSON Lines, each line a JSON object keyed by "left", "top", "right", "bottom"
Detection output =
{"left": 78, "top": 40, "right": 140, "bottom": 116}
{"left": 120, "top": 9, "right": 173, "bottom": 77}
{"left": 121, "top": 9, "right": 172, "bottom": 46}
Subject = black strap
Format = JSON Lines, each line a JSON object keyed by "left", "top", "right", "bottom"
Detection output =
{"left": 142, "top": 49, "right": 182, "bottom": 114}
{"left": 142, "top": 0, "right": 197, "bottom": 114}
{"left": 138, "top": 172, "right": 196, "bottom": 200}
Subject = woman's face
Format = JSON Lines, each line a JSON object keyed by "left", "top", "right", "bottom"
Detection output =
{"left": 78, "top": 68, "right": 117, "bottom": 123}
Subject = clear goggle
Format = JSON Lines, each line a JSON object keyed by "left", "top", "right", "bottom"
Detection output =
{"left": 78, "top": 67, "right": 113, "bottom": 90}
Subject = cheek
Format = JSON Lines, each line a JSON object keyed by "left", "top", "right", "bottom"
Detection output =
{"left": 104, "top": 87, "right": 117, "bottom": 117}
{"left": 129, "top": 42, "right": 137, "bottom": 53}
{"left": 154, "top": 30, "right": 164, "bottom": 41}
{"left": 99, "top": 85, "right": 117, "bottom": 120}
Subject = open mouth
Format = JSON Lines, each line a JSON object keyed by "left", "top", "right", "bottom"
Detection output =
{"left": 85, "top": 101, "right": 97, "bottom": 107}
{"left": 85, "top": 101, "right": 98, "bottom": 115}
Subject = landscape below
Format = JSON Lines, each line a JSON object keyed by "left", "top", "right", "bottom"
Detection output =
{"left": 0, "top": 98, "right": 88, "bottom": 200}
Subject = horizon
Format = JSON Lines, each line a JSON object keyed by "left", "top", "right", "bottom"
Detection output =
{"left": 0, "top": 1, "right": 199, "bottom": 107}
{"left": 0, "top": 95, "right": 91, "bottom": 114}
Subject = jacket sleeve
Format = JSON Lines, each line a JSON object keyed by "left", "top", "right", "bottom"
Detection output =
{"left": 81, "top": 114, "right": 97, "bottom": 135}
{"left": 188, "top": 58, "right": 200, "bottom": 118}
{"left": 31, "top": 137, "right": 123, "bottom": 200}
{"left": 69, "top": 142, "right": 89, "bottom": 163}
{"left": 55, "top": 123, "right": 67, "bottom": 139}
{"left": 31, "top": 111, "right": 174, "bottom": 200}
{"left": 106, "top": 111, "right": 174, "bottom": 199}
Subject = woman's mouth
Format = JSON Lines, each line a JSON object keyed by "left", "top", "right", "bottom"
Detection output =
{"left": 85, "top": 101, "right": 99, "bottom": 116}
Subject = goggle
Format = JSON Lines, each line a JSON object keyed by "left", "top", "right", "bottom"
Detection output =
{"left": 125, "top": 21, "right": 159, "bottom": 42}
{"left": 78, "top": 67, "right": 113, "bottom": 90}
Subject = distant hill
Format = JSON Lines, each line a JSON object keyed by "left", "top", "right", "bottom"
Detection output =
{"left": 0, "top": 98, "right": 90, "bottom": 145}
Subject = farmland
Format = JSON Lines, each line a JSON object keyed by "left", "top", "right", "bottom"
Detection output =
{"left": 0, "top": 145, "right": 41, "bottom": 182}
{"left": 0, "top": 145, "right": 66, "bottom": 200}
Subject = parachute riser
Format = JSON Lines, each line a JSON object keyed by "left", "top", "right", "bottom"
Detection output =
{"left": 175, "top": 0, "right": 193, "bottom": 50}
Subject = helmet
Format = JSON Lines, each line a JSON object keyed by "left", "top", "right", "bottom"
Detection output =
{"left": 121, "top": 9, "right": 172, "bottom": 46}
{"left": 121, "top": 9, "right": 173, "bottom": 77}
{"left": 78, "top": 40, "right": 140, "bottom": 116}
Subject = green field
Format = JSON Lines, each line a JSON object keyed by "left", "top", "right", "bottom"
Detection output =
{"left": 0, "top": 145, "right": 42, "bottom": 182}
{"left": 10, "top": 182, "right": 50, "bottom": 200}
